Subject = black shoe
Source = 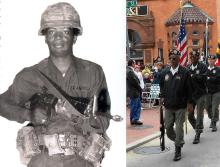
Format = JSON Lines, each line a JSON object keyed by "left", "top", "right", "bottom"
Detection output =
{"left": 131, "top": 120, "right": 143, "bottom": 125}
{"left": 134, "top": 120, "right": 143, "bottom": 125}
{"left": 173, "top": 146, "right": 181, "bottom": 161}
{"left": 193, "top": 132, "right": 200, "bottom": 144}
{"left": 212, "top": 122, "right": 217, "bottom": 132}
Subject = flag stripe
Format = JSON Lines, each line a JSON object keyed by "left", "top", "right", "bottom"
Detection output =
{"left": 176, "top": 15, "right": 188, "bottom": 66}
{"left": 180, "top": 41, "right": 187, "bottom": 52}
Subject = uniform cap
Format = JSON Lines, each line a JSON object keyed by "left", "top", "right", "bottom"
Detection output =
{"left": 39, "top": 2, "right": 82, "bottom": 36}
{"left": 189, "top": 50, "right": 200, "bottom": 57}
{"left": 169, "top": 49, "right": 180, "bottom": 57}
{"left": 208, "top": 54, "right": 217, "bottom": 59}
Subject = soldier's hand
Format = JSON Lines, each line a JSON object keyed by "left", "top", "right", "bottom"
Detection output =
{"left": 187, "top": 103, "right": 193, "bottom": 112}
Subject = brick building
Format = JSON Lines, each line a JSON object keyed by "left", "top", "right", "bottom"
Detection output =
{"left": 127, "top": 0, "right": 220, "bottom": 65}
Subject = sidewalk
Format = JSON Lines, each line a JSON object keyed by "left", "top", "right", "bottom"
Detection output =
{"left": 127, "top": 114, "right": 216, "bottom": 167}
{"left": 126, "top": 106, "right": 160, "bottom": 148}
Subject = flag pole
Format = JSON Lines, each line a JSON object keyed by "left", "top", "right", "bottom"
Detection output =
{"left": 179, "top": 0, "right": 188, "bottom": 134}
{"left": 177, "top": 0, "right": 183, "bottom": 49}
{"left": 179, "top": 0, "right": 183, "bottom": 26}
{"left": 205, "top": 17, "right": 209, "bottom": 63}
{"left": 126, "top": 23, "right": 131, "bottom": 60}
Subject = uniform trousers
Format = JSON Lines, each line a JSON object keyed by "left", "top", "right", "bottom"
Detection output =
{"left": 188, "top": 95, "right": 206, "bottom": 133}
{"left": 206, "top": 92, "right": 220, "bottom": 123}
{"left": 165, "top": 108, "right": 185, "bottom": 147}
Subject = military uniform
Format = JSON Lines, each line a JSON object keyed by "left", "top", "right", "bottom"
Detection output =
{"left": 160, "top": 49, "right": 193, "bottom": 161}
{"left": 206, "top": 55, "right": 220, "bottom": 132}
{"left": 0, "top": 56, "right": 110, "bottom": 167}
{"left": 0, "top": 2, "right": 111, "bottom": 167}
{"left": 187, "top": 51, "right": 208, "bottom": 137}
{"left": 160, "top": 65, "right": 192, "bottom": 146}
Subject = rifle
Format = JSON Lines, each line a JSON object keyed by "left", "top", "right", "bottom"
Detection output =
{"left": 160, "top": 105, "right": 165, "bottom": 151}
{"left": 35, "top": 70, "right": 123, "bottom": 135}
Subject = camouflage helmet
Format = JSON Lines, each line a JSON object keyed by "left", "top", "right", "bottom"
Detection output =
{"left": 39, "top": 2, "right": 83, "bottom": 36}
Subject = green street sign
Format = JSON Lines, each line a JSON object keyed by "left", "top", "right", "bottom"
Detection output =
{"left": 126, "top": 0, "right": 137, "bottom": 8}
{"left": 127, "top": 5, "right": 148, "bottom": 16}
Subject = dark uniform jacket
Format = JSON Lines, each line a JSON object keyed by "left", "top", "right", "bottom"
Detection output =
{"left": 126, "top": 66, "right": 142, "bottom": 98}
{"left": 160, "top": 65, "right": 193, "bottom": 110}
{"left": 187, "top": 62, "right": 207, "bottom": 101}
{"left": 206, "top": 66, "right": 220, "bottom": 94}
{"left": 0, "top": 56, "right": 110, "bottom": 134}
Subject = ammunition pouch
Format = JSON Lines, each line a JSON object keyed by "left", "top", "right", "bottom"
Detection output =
{"left": 17, "top": 125, "right": 111, "bottom": 167}
{"left": 40, "top": 132, "right": 85, "bottom": 156}
{"left": 79, "top": 133, "right": 112, "bottom": 167}
{"left": 16, "top": 126, "right": 41, "bottom": 165}
{"left": 41, "top": 132, "right": 111, "bottom": 166}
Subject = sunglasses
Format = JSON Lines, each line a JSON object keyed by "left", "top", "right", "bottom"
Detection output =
{"left": 169, "top": 57, "right": 176, "bottom": 61}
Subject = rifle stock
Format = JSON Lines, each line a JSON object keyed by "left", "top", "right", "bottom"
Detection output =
{"left": 160, "top": 105, "right": 165, "bottom": 151}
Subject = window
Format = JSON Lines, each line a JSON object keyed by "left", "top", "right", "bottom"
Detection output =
{"left": 129, "top": 49, "right": 144, "bottom": 60}
{"left": 192, "top": 30, "right": 199, "bottom": 36}
{"left": 137, "top": 5, "right": 148, "bottom": 16}
{"left": 172, "top": 32, "right": 177, "bottom": 38}
{"left": 192, "top": 40, "right": 199, "bottom": 46}
{"left": 128, "top": 29, "right": 141, "bottom": 47}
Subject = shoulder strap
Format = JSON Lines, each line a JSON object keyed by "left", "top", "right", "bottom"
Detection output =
{"left": 35, "top": 69, "right": 85, "bottom": 118}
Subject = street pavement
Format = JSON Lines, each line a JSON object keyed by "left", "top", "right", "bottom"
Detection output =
{"left": 127, "top": 114, "right": 220, "bottom": 167}
{"left": 126, "top": 106, "right": 160, "bottom": 145}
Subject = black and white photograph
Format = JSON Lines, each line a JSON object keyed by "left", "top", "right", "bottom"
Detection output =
{"left": 0, "top": 0, "right": 125, "bottom": 166}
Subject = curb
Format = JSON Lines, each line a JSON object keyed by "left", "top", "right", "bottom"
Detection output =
{"left": 126, "top": 131, "right": 161, "bottom": 152}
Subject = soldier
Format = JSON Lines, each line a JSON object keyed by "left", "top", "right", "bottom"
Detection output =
{"left": 187, "top": 50, "right": 208, "bottom": 144}
{"left": 160, "top": 49, "right": 193, "bottom": 161}
{"left": 0, "top": 2, "right": 112, "bottom": 167}
{"left": 206, "top": 54, "right": 220, "bottom": 132}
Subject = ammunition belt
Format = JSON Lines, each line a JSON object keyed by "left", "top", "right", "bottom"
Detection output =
{"left": 38, "top": 132, "right": 86, "bottom": 156}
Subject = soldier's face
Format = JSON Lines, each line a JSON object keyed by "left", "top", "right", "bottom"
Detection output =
{"left": 45, "top": 26, "right": 75, "bottom": 56}
{"left": 190, "top": 55, "right": 199, "bottom": 64}
{"left": 169, "top": 55, "right": 179, "bottom": 67}
{"left": 208, "top": 58, "right": 216, "bottom": 66}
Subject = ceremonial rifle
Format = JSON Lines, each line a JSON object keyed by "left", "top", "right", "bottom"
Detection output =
{"left": 160, "top": 105, "right": 165, "bottom": 151}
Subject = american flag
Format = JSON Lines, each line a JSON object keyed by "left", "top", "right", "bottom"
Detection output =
{"left": 177, "top": 17, "right": 188, "bottom": 66}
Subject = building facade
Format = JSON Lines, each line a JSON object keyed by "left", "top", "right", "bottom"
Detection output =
{"left": 127, "top": 0, "right": 220, "bottom": 65}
